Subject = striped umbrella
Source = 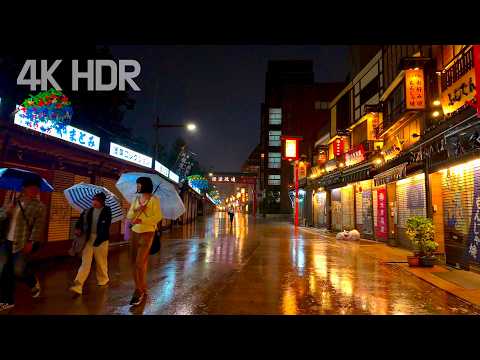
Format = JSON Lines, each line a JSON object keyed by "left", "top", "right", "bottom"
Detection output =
{"left": 64, "top": 183, "right": 124, "bottom": 223}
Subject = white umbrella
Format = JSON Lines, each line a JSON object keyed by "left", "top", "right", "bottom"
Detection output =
{"left": 64, "top": 183, "right": 124, "bottom": 223}
{"left": 115, "top": 172, "right": 185, "bottom": 220}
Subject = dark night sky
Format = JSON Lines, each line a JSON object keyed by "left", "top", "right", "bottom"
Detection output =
{"left": 110, "top": 46, "right": 350, "bottom": 172}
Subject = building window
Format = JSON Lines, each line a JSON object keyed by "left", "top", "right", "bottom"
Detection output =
{"left": 268, "top": 174, "right": 281, "bottom": 185}
{"left": 268, "top": 130, "right": 281, "bottom": 147}
{"left": 269, "top": 108, "right": 282, "bottom": 125}
{"left": 268, "top": 152, "right": 281, "bottom": 168}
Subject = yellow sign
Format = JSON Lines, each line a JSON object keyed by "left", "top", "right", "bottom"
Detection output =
{"left": 285, "top": 139, "right": 297, "bottom": 159}
{"left": 298, "top": 162, "right": 307, "bottom": 180}
{"left": 405, "top": 69, "right": 425, "bottom": 110}
{"left": 441, "top": 67, "right": 476, "bottom": 116}
{"left": 310, "top": 166, "right": 323, "bottom": 178}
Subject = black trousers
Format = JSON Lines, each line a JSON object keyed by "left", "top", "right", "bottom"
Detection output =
{"left": 0, "top": 241, "right": 37, "bottom": 304}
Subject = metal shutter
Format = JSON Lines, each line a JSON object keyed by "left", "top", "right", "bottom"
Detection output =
{"left": 48, "top": 170, "right": 75, "bottom": 242}
{"left": 396, "top": 173, "right": 426, "bottom": 248}
{"left": 313, "top": 191, "right": 326, "bottom": 227}
{"left": 440, "top": 163, "right": 477, "bottom": 268}
{"left": 331, "top": 188, "right": 342, "bottom": 231}
{"left": 355, "top": 180, "right": 373, "bottom": 237}
{"left": 341, "top": 185, "right": 355, "bottom": 231}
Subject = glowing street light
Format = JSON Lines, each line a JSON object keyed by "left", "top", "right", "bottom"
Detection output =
{"left": 186, "top": 123, "right": 197, "bottom": 131}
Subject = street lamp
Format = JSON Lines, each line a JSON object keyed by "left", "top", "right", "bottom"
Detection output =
{"left": 153, "top": 116, "right": 198, "bottom": 163}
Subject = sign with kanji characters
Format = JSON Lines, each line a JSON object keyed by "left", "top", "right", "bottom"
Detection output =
{"left": 14, "top": 107, "right": 100, "bottom": 151}
{"left": 345, "top": 144, "right": 365, "bottom": 167}
{"left": 441, "top": 67, "right": 476, "bottom": 116}
{"left": 405, "top": 69, "right": 425, "bottom": 110}
{"left": 333, "top": 137, "right": 345, "bottom": 157}
{"left": 109, "top": 142, "right": 152, "bottom": 168}
{"left": 155, "top": 161, "right": 170, "bottom": 178}
{"left": 375, "top": 187, "right": 388, "bottom": 240}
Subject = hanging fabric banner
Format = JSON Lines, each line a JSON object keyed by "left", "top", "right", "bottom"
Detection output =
{"left": 467, "top": 166, "right": 480, "bottom": 263}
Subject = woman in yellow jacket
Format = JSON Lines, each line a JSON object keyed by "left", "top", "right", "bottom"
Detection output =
{"left": 126, "top": 177, "right": 163, "bottom": 306}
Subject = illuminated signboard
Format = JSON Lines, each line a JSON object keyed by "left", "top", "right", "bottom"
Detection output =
{"left": 282, "top": 136, "right": 302, "bottom": 161}
{"left": 441, "top": 66, "right": 476, "bottom": 116}
{"left": 298, "top": 162, "right": 307, "bottom": 179}
{"left": 155, "top": 161, "right": 170, "bottom": 178}
{"left": 285, "top": 139, "right": 297, "bottom": 159}
{"left": 14, "top": 106, "right": 100, "bottom": 151}
{"left": 109, "top": 143, "right": 152, "bottom": 168}
{"left": 405, "top": 69, "right": 425, "bottom": 110}
{"left": 345, "top": 144, "right": 365, "bottom": 167}
{"left": 168, "top": 171, "right": 180, "bottom": 184}
{"left": 333, "top": 137, "right": 345, "bottom": 157}
{"left": 211, "top": 176, "right": 236, "bottom": 183}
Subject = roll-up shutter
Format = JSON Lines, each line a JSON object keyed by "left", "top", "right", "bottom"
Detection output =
{"left": 355, "top": 180, "right": 373, "bottom": 238}
{"left": 313, "top": 191, "right": 327, "bottom": 227}
{"left": 341, "top": 185, "right": 355, "bottom": 231}
{"left": 440, "top": 162, "right": 478, "bottom": 268}
{"left": 48, "top": 170, "right": 75, "bottom": 242}
{"left": 396, "top": 173, "right": 426, "bottom": 248}
{"left": 331, "top": 188, "right": 342, "bottom": 231}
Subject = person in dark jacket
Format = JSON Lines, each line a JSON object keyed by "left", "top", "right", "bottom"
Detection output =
{"left": 69, "top": 192, "right": 112, "bottom": 295}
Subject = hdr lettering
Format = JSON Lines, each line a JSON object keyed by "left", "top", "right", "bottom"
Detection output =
{"left": 17, "top": 59, "right": 141, "bottom": 91}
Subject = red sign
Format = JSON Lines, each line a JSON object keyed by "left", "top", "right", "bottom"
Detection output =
{"left": 334, "top": 138, "right": 345, "bottom": 157}
{"left": 317, "top": 150, "right": 327, "bottom": 165}
{"left": 345, "top": 144, "right": 365, "bottom": 167}
{"left": 375, "top": 187, "right": 388, "bottom": 240}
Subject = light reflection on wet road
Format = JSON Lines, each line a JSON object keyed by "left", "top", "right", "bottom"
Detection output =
{"left": 6, "top": 213, "right": 479, "bottom": 315}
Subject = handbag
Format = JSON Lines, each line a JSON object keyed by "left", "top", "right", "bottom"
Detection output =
{"left": 149, "top": 222, "right": 162, "bottom": 255}
{"left": 68, "top": 211, "right": 88, "bottom": 257}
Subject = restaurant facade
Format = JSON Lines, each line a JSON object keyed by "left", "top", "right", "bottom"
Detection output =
{"left": 0, "top": 114, "right": 206, "bottom": 260}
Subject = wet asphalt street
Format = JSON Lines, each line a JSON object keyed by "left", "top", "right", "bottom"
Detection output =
{"left": 4, "top": 212, "right": 479, "bottom": 315}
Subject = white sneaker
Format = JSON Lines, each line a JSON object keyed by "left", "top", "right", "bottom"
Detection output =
{"left": 69, "top": 281, "right": 83, "bottom": 295}
{"left": 31, "top": 280, "right": 41, "bottom": 298}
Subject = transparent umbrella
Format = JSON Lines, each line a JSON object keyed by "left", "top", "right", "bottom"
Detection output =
{"left": 115, "top": 172, "right": 185, "bottom": 220}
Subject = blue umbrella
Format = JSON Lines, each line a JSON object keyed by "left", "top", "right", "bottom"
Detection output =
{"left": 0, "top": 168, "right": 54, "bottom": 192}
{"left": 64, "top": 183, "right": 124, "bottom": 223}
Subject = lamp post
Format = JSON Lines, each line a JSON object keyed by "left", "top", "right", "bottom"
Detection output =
{"left": 281, "top": 135, "right": 303, "bottom": 227}
{"left": 153, "top": 116, "right": 196, "bottom": 163}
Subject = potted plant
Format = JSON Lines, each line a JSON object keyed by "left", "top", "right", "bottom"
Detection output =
{"left": 405, "top": 216, "right": 438, "bottom": 267}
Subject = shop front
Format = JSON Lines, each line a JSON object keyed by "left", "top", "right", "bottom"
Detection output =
{"left": 354, "top": 179, "right": 374, "bottom": 239}
{"left": 331, "top": 184, "right": 355, "bottom": 232}
{"left": 312, "top": 189, "right": 327, "bottom": 228}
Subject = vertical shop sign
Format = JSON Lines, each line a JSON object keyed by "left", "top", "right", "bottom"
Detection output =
{"left": 405, "top": 69, "right": 425, "bottom": 110}
{"left": 467, "top": 166, "right": 480, "bottom": 262}
{"left": 362, "top": 189, "right": 373, "bottom": 235}
{"left": 376, "top": 187, "right": 388, "bottom": 239}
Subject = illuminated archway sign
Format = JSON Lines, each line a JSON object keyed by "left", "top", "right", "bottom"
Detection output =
{"left": 281, "top": 135, "right": 303, "bottom": 227}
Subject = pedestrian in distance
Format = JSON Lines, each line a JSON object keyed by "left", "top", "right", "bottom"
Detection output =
{"left": 126, "top": 177, "right": 163, "bottom": 307}
{"left": 228, "top": 207, "right": 235, "bottom": 225}
{"left": 0, "top": 177, "right": 47, "bottom": 312}
{"left": 69, "top": 192, "right": 112, "bottom": 295}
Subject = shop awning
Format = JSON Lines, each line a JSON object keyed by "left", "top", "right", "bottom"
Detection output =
{"left": 374, "top": 162, "right": 407, "bottom": 186}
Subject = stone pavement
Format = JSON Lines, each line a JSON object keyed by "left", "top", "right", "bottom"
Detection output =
{"left": 1, "top": 213, "right": 479, "bottom": 315}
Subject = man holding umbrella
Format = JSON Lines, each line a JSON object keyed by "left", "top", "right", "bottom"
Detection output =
{"left": 0, "top": 177, "right": 47, "bottom": 312}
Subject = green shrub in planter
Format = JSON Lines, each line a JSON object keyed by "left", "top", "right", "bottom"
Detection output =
{"left": 405, "top": 216, "right": 438, "bottom": 258}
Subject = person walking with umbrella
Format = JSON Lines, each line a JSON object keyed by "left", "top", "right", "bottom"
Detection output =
{"left": 126, "top": 177, "right": 163, "bottom": 306}
{"left": 69, "top": 192, "right": 112, "bottom": 295}
{"left": 0, "top": 177, "right": 47, "bottom": 312}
